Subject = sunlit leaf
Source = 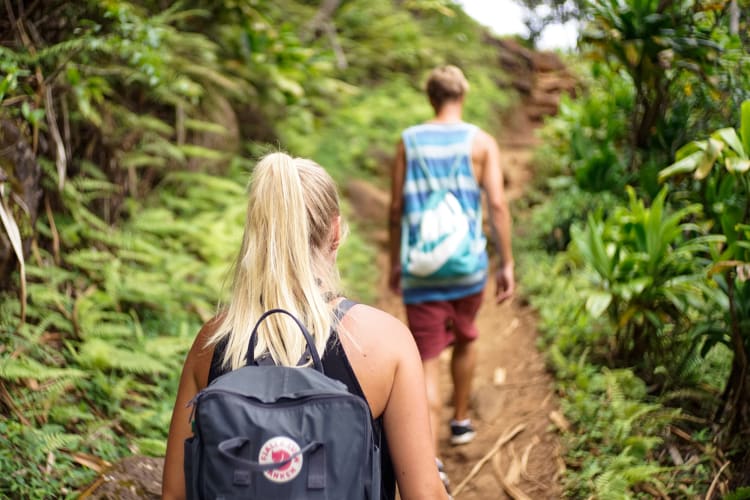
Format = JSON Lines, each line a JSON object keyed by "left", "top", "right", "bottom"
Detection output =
{"left": 712, "top": 128, "right": 745, "bottom": 156}
{"left": 725, "top": 157, "right": 750, "bottom": 173}
{"left": 658, "top": 150, "right": 703, "bottom": 181}
{"left": 741, "top": 100, "right": 750, "bottom": 154}
{"left": 586, "top": 290, "right": 613, "bottom": 317}
{"left": 694, "top": 138, "right": 723, "bottom": 180}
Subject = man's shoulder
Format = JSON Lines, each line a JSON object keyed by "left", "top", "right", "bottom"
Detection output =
{"left": 471, "top": 128, "right": 498, "bottom": 148}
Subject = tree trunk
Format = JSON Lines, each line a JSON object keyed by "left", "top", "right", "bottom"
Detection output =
{"left": 0, "top": 118, "right": 42, "bottom": 290}
{"left": 729, "top": 0, "right": 740, "bottom": 36}
{"left": 716, "top": 275, "right": 750, "bottom": 450}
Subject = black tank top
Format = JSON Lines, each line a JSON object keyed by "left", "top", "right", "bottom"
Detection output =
{"left": 206, "top": 300, "right": 396, "bottom": 500}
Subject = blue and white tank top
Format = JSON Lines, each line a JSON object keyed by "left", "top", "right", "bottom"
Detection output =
{"left": 400, "top": 122, "right": 488, "bottom": 304}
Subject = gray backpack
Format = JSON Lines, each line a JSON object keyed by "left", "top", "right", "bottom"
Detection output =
{"left": 184, "top": 307, "right": 382, "bottom": 499}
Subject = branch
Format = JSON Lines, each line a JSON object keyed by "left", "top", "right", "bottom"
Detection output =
{"left": 704, "top": 461, "right": 730, "bottom": 500}
{"left": 44, "top": 85, "right": 67, "bottom": 189}
{"left": 452, "top": 423, "right": 526, "bottom": 497}
{"left": 491, "top": 452, "right": 533, "bottom": 500}
{"left": 306, "top": 0, "right": 341, "bottom": 38}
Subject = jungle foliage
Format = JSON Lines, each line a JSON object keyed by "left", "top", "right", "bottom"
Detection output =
{"left": 0, "top": 1, "right": 511, "bottom": 496}
{"left": 521, "top": 0, "right": 750, "bottom": 496}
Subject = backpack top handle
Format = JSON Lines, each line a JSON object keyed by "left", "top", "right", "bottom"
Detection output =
{"left": 247, "top": 309, "right": 324, "bottom": 373}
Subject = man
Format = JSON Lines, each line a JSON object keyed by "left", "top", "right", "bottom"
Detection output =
{"left": 388, "top": 65, "right": 515, "bottom": 462}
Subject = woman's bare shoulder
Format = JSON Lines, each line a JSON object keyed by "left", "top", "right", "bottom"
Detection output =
{"left": 186, "top": 313, "right": 225, "bottom": 387}
{"left": 341, "top": 303, "right": 414, "bottom": 355}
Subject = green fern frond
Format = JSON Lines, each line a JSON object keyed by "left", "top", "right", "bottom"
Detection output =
{"left": 593, "top": 468, "right": 630, "bottom": 500}
{"left": 622, "top": 436, "right": 663, "bottom": 459}
{"left": 153, "top": 7, "right": 210, "bottom": 24}
{"left": 0, "top": 357, "right": 85, "bottom": 382}
{"left": 141, "top": 135, "right": 187, "bottom": 162}
{"left": 29, "top": 427, "right": 82, "bottom": 454}
{"left": 64, "top": 249, "right": 115, "bottom": 275}
{"left": 133, "top": 437, "right": 166, "bottom": 457}
{"left": 120, "top": 152, "right": 168, "bottom": 169}
{"left": 70, "top": 177, "right": 118, "bottom": 199}
{"left": 184, "top": 118, "right": 228, "bottom": 135}
{"left": 48, "top": 404, "right": 96, "bottom": 426}
{"left": 142, "top": 336, "right": 192, "bottom": 361}
{"left": 181, "top": 60, "right": 245, "bottom": 94}
{"left": 124, "top": 113, "right": 175, "bottom": 135}
{"left": 620, "top": 464, "right": 669, "bottom": 486}
{"left": 29, "top": 37, "right": 101, "bottom": 64}
{"left": 25, "top": 265, "right": 77, "bottom": 285}
{"left": 80, "top": 320, "right": 134, "bottom": 340}
{"left": 76, "top": 339, "right": 169, "bottom": 374}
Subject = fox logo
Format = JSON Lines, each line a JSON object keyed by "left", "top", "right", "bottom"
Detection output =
{"left": 258, "top": 437, "right": 303, "bottom": 483}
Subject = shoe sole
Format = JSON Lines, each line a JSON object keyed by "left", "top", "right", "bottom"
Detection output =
{"left": 450, "top": 431, "right": 476, "bottom": 445}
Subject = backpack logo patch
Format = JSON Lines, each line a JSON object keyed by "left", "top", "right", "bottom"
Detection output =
{"left": 259, "top": 436, "right": 303, "bottom": 483}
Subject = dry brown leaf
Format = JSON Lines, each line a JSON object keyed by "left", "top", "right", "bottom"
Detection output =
{"left": 548, "top": 410, "right": 570, "bottom": 432}
{"left": 71, "top": 452, "right": 111, "bottom": 473}
{"left": 493, "top": 367, "right": 507, "bottom": 385}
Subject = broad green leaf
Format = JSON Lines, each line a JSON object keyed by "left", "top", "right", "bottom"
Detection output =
{"left": 674, "top": 140, "right": 702, "bottom": 160}
{"left": 694, "top": 138, "right": 723, "bottom": 180}
{"left": 658, "top": 150, "right": 703, "bottom": 181}
{"left": 586, "top": 290, "right": 612, "bottom": 318}
{"left": 713, "top": 128, "right": 745, "bottom": 156}
{"left": 741, "top": 100, "right": 750, "bottom": 154}
{"left": 725, "top": 157, "right": 750, "bottom": 173}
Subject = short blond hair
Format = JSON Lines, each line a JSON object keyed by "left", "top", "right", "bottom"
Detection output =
{"left": 425, "top": 65, "right": 469, "bottom": 111}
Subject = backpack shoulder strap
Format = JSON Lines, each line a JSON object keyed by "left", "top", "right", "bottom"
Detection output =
{"left": 249, "top": 301, "right": 358, "bottom": 369}
{"left": 333, "top": 298, "right": 357, "bottom": 322}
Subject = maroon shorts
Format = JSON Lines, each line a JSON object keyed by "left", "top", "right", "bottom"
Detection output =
{"left": 405, "top": 291, "right": 484, "bottom": 360}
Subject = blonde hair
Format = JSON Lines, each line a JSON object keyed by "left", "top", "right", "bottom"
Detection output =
{"left": 425, "top": 65, "right": 469, "bottom": 111}
{"left": 209, "top": 152, "right": 343, "bottom": 369}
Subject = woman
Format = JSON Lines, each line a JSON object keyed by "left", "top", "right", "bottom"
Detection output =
{"left": 162, "top": 152, "right": 448, "bottom": 499}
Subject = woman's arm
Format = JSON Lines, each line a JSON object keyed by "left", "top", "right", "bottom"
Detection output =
{"left": 162, "top": 322, "right": 216, "bottom": 500}
{"left": 382, "top": 322, "right": 449, "bottom": 499}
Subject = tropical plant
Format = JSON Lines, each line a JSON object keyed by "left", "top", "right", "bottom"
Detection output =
{"left": 534, "top": 62, "right": 634, "bottom": 193}
{"left": 659, "top": 100, "right": 750, "bottom": 458}
{"left": 581, "top": 0, "right": 749, "bottom": 166}
{"left": 569, "top": 187, "right": 720, "bottom": 386}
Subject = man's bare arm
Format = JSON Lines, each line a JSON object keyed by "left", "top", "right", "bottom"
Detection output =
{"left": 388, "top": 139, "right": 407, "bottom": 294}
{"left": 478, "top": 131, "right": 515, "bottom": 303}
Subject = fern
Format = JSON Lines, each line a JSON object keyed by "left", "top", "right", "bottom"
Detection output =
{"left": 29, "top": 427, "right": 82, "bottom": 454}
{"left": 133, "top": 437, "right": 167, "bottom": 457}
{"left": 76, "top": 338, "right": 170, "bottom": 374}
{"left": 48, "top": 404, "right": 96, "bottom": 426}
{"left": 0, "top": 357, "right": 85, "bottom": 382}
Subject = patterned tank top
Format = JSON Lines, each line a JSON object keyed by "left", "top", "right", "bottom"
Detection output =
{"left": 400, "top": 122, "right": 488, "bottom": 303}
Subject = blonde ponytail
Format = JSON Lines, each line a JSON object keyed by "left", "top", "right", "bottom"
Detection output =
{"left": 209, "top": 152, "right": 342, "bottom": 369}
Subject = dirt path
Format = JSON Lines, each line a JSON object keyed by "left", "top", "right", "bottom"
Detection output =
{"left": 370, "top": 128, "right": 563, "bottom": 499}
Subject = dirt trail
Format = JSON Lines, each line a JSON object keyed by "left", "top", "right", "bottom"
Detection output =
{"left": 371, "top": 121, "right": 563, "bottom": 499}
